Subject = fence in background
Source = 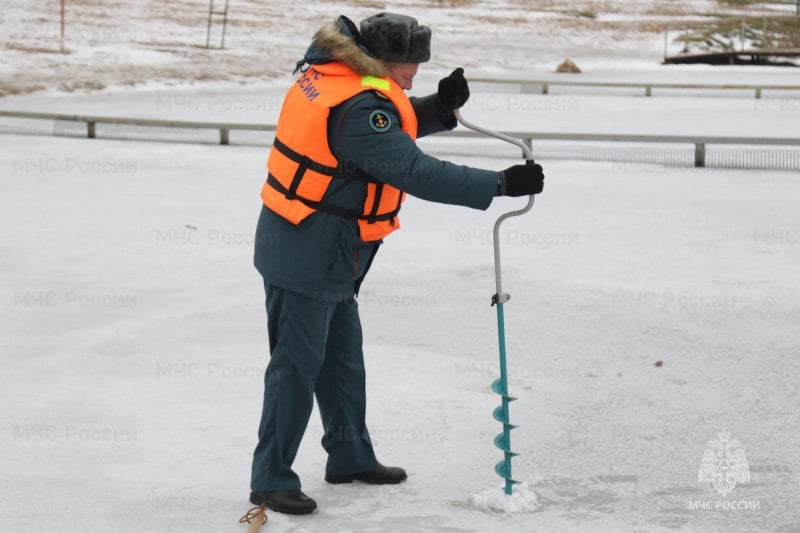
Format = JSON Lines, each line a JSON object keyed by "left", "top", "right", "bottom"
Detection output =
{"left": 1, "top": 109, "right": 799, "bottom": 171}
{"left": 468, "top": 77, "right": 800, "bottom": 98}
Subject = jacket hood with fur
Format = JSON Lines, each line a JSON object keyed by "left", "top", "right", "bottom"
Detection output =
{"left": 293, "top": 16, "right": 387, "bottom": 77}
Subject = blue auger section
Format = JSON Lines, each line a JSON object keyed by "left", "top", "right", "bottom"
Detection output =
{"left": 490, "top": 378, "right": 518, "bottom": 400}
{"left": 493, "top": 405, "right": 518, "bottom": 425}
{"left": 494, "top": 432, "right": 521, "bottom": 453}
{"left": 491, "top": 378, "right": 503, "bottom": 395}
{"left": 495, "top": 460, "right": 521, "bottom": 484}
{"left": 493, "top": 301, "right": 518, "bottom": 496}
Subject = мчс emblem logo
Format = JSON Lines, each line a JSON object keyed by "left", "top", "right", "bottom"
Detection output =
{"left": 368, "top": 110, "right": 392, "bottom": 133}
{"left": 698, "top": 428, "right": 750, "bottom": 497}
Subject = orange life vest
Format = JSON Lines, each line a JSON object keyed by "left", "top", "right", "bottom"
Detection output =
{"left": 261, "top": 62, "right": 418, "bottom": 242}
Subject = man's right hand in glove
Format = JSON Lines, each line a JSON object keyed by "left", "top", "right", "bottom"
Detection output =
{"left": 496, "top": 161, "right": 545, "bottom": 196}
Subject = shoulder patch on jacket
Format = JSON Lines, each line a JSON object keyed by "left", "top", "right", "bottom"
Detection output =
{"left": 368, "top": 110, "right": 392, "bottom": 133}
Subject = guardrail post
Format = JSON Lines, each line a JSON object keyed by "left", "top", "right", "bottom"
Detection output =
{"left": 645, "top": 86, "right": 652, "bottom": 97}
{"left": 755, "top": 87, "right": 762, "bottom": 99}
{"left": 542, "top": 83, "right": 549, "bottom": 95}
{"left": 220, "top": 128, "right": 229, "bottom": 145}
{"left": 87, "top": 121, "right": 96, "bottom": 139}
{"left": 694, "top": 142, "right": 706, "bottom": 167}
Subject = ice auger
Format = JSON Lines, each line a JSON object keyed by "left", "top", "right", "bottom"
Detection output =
{"left": 454, "top": 109, "right": 536, "bottom": 496}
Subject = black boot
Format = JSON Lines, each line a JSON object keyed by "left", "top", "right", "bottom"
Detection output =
{"left": 249, "top": 490, "right": 317, "bottom": 515}
{"left": 325, "top": 463, "right": 407, "bottom": 485}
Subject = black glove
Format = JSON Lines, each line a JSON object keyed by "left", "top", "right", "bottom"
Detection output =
{"left": 437, "top": 67, "right": 470, "bottom": 111}
{"left": 497, "top": 161, "right": 545, "bottom": 196}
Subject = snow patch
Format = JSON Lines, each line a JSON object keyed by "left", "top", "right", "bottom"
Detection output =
{"left": 469, "top": 483, "right": 541, "bottom": 514}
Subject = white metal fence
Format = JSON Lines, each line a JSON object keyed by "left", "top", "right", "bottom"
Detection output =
{"left": 468, "top": 77, "right": 800, "bottom": 99}
{"left": 2, "top": 109, "right": 799, "bottom": 171}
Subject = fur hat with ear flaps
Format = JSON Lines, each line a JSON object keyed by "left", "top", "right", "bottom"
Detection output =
{"left": 360, "top": 13, "right": 431, "bottom": 64}
{"left": 293, "top": 13, "right": 431, "bottom": 77}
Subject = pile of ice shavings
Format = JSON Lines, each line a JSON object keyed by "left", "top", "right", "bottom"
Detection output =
{"left": 469, "top": 483, "right": 541, "bottom": 513}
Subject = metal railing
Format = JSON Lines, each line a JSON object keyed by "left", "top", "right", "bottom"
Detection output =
{"left": 437, "top": 129, "right": 800, "bottom": 167}
{"left": 468, "top": 77, "right": 800, "bottom": 99}
{"left": 1, "top": 109, "right": 799, "bottom": 170}
{"left": 0, "top": 110, "right": 275, "bottom": 145}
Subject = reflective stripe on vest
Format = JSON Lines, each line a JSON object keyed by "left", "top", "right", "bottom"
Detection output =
{"left": 261, "top": 62, "right": 418, "bottom": 242}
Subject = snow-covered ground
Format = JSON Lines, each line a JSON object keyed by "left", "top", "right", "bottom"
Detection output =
{"left": 2, "top": 1, "right": 800, "bottom": 532}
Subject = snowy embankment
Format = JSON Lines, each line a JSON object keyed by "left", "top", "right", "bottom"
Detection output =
{"left": 0, "top": 0, "right": 797, "bottom": 97}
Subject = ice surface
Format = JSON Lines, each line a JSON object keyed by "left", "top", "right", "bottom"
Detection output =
{"left": 2, "top": 127, "right": 799, "bottom": 531}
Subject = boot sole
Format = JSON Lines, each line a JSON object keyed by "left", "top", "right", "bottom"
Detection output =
{"left": 249, "top": 492, "right": 317, "bottom": 515}
{"left": 325, "top": 473, "right": 407, "bottom": 485}
{"left": 324, "top": 474, "right": 356, "bottom": 484}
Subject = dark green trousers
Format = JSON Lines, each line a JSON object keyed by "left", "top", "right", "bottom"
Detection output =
{"left": 250, "top": 283, "right": 378, "bottom": 491}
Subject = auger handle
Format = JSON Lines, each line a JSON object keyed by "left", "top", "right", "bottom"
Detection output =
{"left": 453, "top": 109, "right": 536, "bottom": 299}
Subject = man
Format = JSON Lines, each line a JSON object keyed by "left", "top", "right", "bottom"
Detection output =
{"left": 250, "top": 12, "right": 544, "bottom": 515}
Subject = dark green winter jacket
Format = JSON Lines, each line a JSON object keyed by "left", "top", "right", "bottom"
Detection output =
{"left": 254, "top": 19, "right": 498, "bottom": 302}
